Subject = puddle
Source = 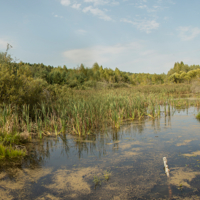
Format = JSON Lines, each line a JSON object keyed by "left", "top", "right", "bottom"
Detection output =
{"left": 0, "top": 107, "right": 200, "bottom": 199}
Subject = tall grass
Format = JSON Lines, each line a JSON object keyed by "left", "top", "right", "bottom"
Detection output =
{"left": 0, "top": 84, "right": 199, "bottom": 138}
{"left": 0, "top": 144, "right": 26, "bottom": 159}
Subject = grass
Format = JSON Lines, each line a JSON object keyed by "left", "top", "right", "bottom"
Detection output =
{"left": 93, "top": 175, "right": 101, "bottom": 187}
{"left": 93, "top": 170, "right": 112, "bottom": 187}
{"left": 0, "top": 83, "right": 199, "bottom": 160}
{"left": 0, "top": 144, "right": 26, "bottom": 159}
{"left": 0, "top": 83, "right": 199, "bottom": 139}
{"left": 196, "top": 112, "right": 200, "bottom": 120}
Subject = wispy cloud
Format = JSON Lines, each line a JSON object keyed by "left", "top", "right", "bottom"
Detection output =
{"left": 62, "top": 42, "right": 182, "bottom": 74}
{"left": 177, "top": 26, "right": 200, "bottom": 41}
{"left": 121, "top": 18, "right": 159, "bottom": 33}
{"left": 137, "top": 4, "right": 163, "bottom": 12}
{"left": 83, "top": 6, "right": 112, "bottom": 21}
{"left": 60, "top": 0, "right": 119, "bottom": 7}
{"left": 60, "top": 0, "right": 71, "bottom": 6}
{"left": 138, "top": 5, "right": 147, "bottom": 9}
{"left": 63, "top": 42, "right": 143, "bottom": 67}
{"left": 84, "top": 0, "right": 119, "bottom": 6}
{"left": 71, "top": 3, "right": 81, "bottom": 9}
{"left": 54, "top": 14, "right": 63, "bottom": 18}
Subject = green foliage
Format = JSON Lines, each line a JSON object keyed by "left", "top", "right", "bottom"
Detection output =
{"left": 0, "top": 144, "right": 26, "bottom": 159}
{"left": 1, "top": 49, "right": 200, "bottom": 140}
{"left": 196, "top": 112, "right": 200, "bottom": 120}
{"left": 167, "top": 62, "right": 200, "bottom": 83}
{"left": 103, "top": 170, "right": 112, "bottom": 181}
{"left": 93, "top": 175, "right": 101, "bottom": 186}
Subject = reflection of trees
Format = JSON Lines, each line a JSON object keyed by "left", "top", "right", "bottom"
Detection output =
{"left": 164, "top": 114, "right": 171, "bottom": 128}
{"left": 59, "top": 134, "right": 70, "bottom": 157}
{"left": 0, "top": 113, "right": 174, "bottom": 176}
{"left": 0, "top": 138, "right": 53, "bottom": 179}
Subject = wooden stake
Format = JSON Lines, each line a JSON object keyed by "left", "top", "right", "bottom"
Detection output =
{"left": 163, "top": 157, "right": 170, "bottom": 177}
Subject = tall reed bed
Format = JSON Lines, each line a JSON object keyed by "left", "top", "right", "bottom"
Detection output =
{"left": 0, "top": 84, "right": 198, "bottom": 138}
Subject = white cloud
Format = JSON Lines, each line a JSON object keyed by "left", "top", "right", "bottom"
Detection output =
{"left": 71, "top": 3, "right": 81, "bottom": 9}
{"left": 62, "top": 42, "right": 184, "bottom": 73}
{"left": 177, "top": 26, "right": 200, "bottom": 41}
{"left": 63, "top": 42, "right": 143, "bottom": 67}
{"left": 54, "top": 14, "right": 63, "bottom": 18}
{"left": 121, "top": 18, "right": 159, "bottom": 33}
{"left": 84, "top": 0, "right": 119, "bottom": 6}
{"left": 136, "top": 4, "right": 162, "bottom": 12}
{"left": 83, "top": 6, "right": 112, "bottom": 21}
{"left": 138, "top": 5, "right": 147, "bottom": 9}
{"left": 60, "top": 0, "right": 71, "bottom": 6}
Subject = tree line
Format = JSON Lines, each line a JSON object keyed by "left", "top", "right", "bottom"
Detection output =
{"left": 0, "top": 50, "right": 200, "bottom": 107}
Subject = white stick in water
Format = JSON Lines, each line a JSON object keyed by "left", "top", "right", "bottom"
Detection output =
{"left": 163, "top": 157, "right": 170, "bottom": 177}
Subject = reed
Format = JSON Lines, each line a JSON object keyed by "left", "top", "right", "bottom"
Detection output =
{"left": 0, "top": 84, "right": 199, "bottom": 138}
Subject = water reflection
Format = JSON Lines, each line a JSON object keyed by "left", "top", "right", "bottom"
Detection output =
{"left": 1, "top": 106, "right": 200, "bottom": 199}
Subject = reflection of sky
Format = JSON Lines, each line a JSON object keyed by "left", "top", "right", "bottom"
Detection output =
{"left": 1, "top": 106, "right": 200, "bottom": 199}
{"left": 44, "top": 106, "right": 200, "bottom": 168}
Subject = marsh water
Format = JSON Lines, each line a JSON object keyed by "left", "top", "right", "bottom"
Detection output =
{"left": 1, "top": 106, "right": 200, "bottom": 200}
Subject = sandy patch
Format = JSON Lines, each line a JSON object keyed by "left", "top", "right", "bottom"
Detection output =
{"left": 131, "top": 147, "right": 141, "bottom": 152}
{"left": 36, "top": 194, "right": 61, "bottom": 200}
{"left": 176, "top": 139, "right": 195, "bottom": 147}
{"left": 121, "top": 151, "right": 140, "bottom": 157}
{"left": 165, "top": 139, "right": 174, "bottom": 143}
{"left": 119, "top": 141, "right": 141, "bottom": 150}
{"left": 0, "top": 167, "right": 52, "bottom": 197}
{"left": 0, "top": 172, "right": 6, "bottom": 179}
{"left": 172, "top": 195, "right": 200, "bottom": 200}
{"left": 170, "top": 167, "right": 200, "bottom": 188}
{"left": 23, "top": 168, "right": 52, "bottom": 183}
{"left": 0, "top": 190, "right": 14, "bottom": 200}
{"left": 45, "top": 167, "right": 101, "bottom": 198}
{"left": 183, "top": 150, "right": 200, "bottom": 157}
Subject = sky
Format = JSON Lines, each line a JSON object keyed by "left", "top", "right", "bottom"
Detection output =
{"left": 0, "top": 0, "right": 200, "bottom": 74}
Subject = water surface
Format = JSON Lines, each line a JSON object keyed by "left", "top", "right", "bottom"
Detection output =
{"left": 1, "top": 107, "right": 200, "bottom": 199}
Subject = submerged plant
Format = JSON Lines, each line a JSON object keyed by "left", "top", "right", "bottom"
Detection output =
{"left": 93, "top": 175, "right": 101, "bottom": 187}
{"left": 103, "top": 170, "right": 112, "bottom": 181}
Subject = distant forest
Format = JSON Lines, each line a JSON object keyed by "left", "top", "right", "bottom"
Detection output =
{"left": 1, "top": 49, "right": 200, "bottom": 106}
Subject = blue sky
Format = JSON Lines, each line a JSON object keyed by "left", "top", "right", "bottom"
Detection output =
{"left": 1, "top": 0, "right": 200, "bottom": 73}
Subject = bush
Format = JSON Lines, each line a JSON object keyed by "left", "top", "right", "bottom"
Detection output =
{"left": 191, "top": 79, "right": 200, "bottom": 93}
{"left": 84, "top": 80, "right": 97, "bottom": 88}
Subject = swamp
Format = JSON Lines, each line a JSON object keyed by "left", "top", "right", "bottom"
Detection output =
{"left": 1, "top": 53, "right": 200, "bottom": 199}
